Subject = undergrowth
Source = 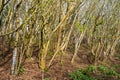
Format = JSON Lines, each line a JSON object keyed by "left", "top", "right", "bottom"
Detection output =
{"left": 69, "top": 65, "right": 120, "bottom": 80}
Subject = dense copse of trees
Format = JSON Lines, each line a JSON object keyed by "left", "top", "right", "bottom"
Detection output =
{"left": 0, "top": 0, "right": 120, "bottom": 79}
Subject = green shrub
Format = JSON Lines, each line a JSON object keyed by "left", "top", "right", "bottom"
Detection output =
{"left": 69, "top": 69, "right": 95, "bottom": 80}
{"left": 69, "top": 65, "right": 120, "bottom": 80}
{"left": 106, "top": 68, "right": 117, "bottom": 76}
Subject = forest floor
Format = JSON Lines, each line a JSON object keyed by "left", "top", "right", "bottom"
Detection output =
{"left": 0, "top": 48, "right": 120, "bottom": 80}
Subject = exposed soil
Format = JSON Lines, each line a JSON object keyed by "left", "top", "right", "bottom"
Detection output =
{"left": 0, "top": 48, "right": 120, "bottom": 80}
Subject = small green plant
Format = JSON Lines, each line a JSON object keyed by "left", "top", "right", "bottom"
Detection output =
{"left": 86, "top": 65, "right": 97, "bottom": 73}
{"left": 98, "top": 65, "right": 120, "bottom": 77}
{"left": 69, "top": 69, "right": 95, "bottom": 80}
{"left": 98, "top": 65, "right": 108, "bottom": 74}
{"left": 106, "top": 68, "right": 117, "bottom": 76}
{"left": 19, "top": 66, "right": 25, "bottom": 74}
